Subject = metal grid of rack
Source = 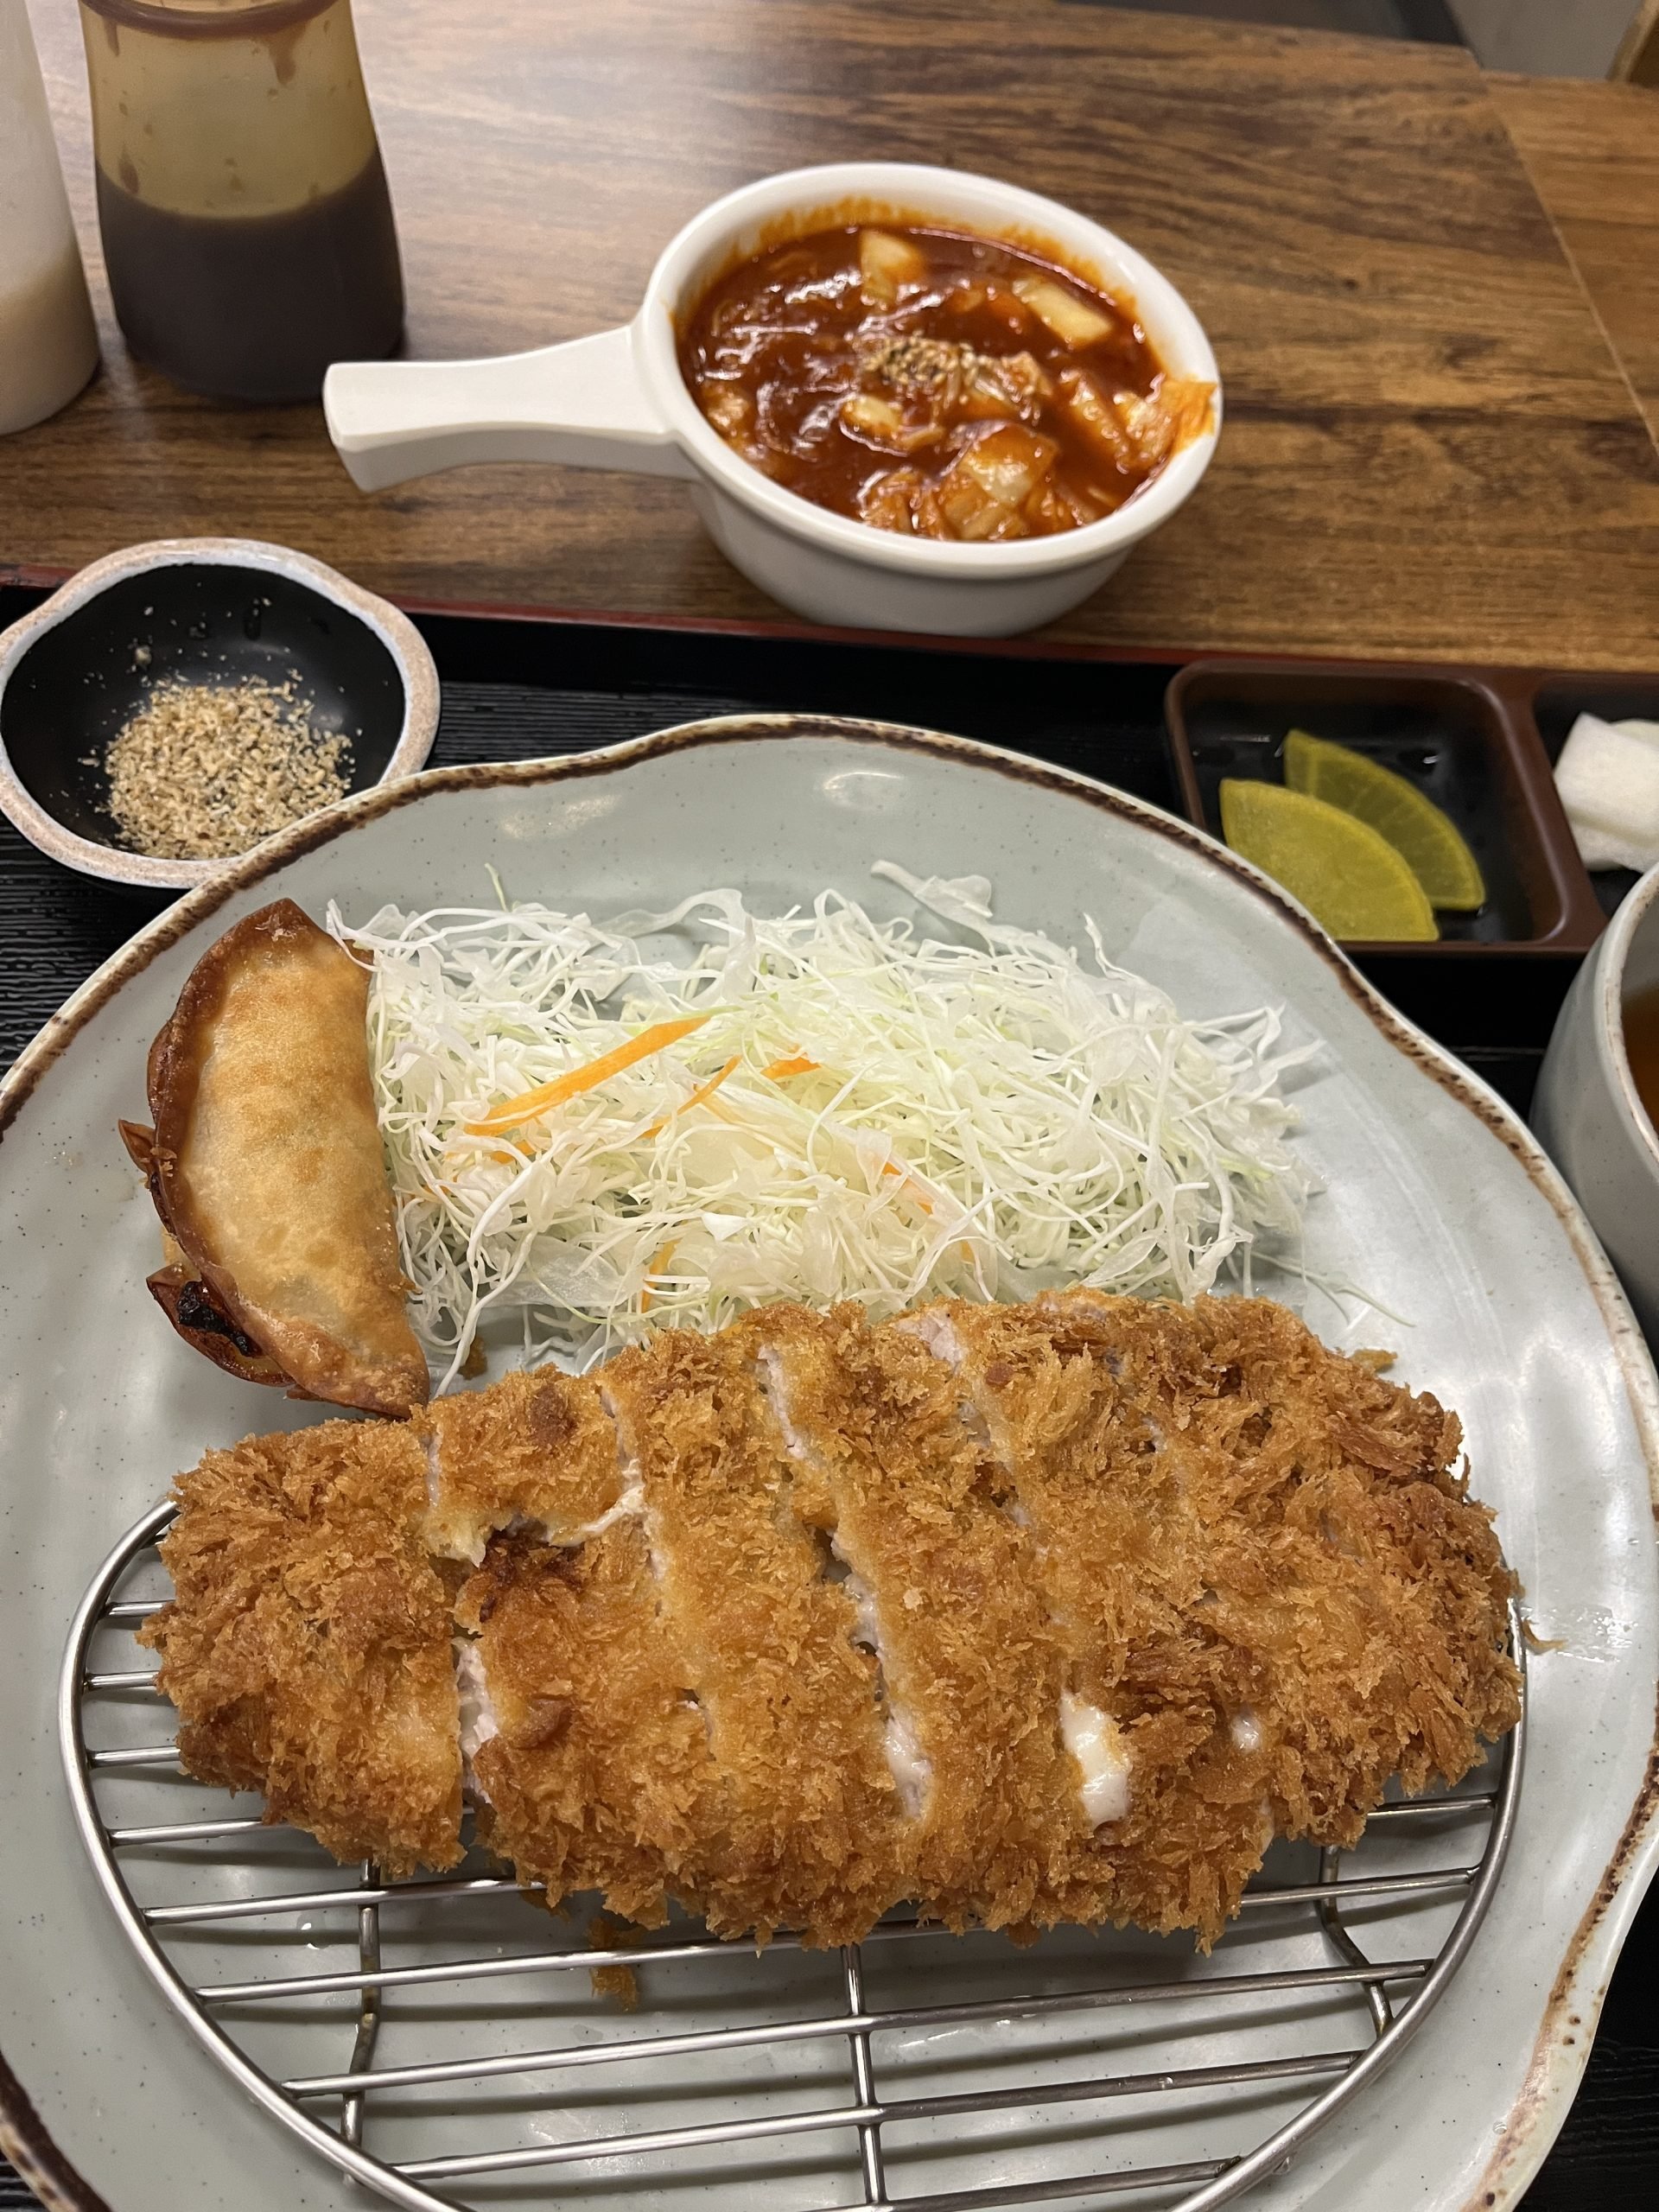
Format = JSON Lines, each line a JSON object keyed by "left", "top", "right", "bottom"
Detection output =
{"left": 61, "top": 1503, "right": 1525, "bottom": 2212}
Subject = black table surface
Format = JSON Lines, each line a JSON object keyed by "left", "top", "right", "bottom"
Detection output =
{"left": 0, "top": 599, "right": 1651, "bottom": 2209}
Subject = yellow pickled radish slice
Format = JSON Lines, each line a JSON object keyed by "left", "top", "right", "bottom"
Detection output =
{"left": 1283, "top": 730, "right": 1485, "bottom": 912}
{"left": 1219, "top": 779, "right": 1439, "bottom": 943}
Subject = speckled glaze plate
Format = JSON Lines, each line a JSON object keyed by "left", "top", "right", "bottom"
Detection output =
{"left": 1, "top": 715, "right": 1656, "bottom": 2212}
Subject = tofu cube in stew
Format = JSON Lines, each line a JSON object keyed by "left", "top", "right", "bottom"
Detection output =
{"left": 1013, "top": 273, "right": 1118, "bottom": 348}
{"left": 1114, "top": 388, "right": 1179, "bottom": 469}
{"left": 859, "top": 227, "right": 931, "bottom": 308}
{"left": 840, "top": 391, "right": 943, "bottom": 454}
{"left": 1057, "top": 368, "right": 1135, "bottom": 470}
{"left": 961, "top": 351, "right": 1052, "bottom": 424}
{"left": 697, "top": 382, "right": 753, "bottom": 441}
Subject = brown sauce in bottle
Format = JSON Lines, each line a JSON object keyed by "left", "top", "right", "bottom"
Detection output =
{"left": 79, "top": 0, "right": 404, "bottom": 401}
{"left": 94, "top": 151, "right": 403, "bottom": 403}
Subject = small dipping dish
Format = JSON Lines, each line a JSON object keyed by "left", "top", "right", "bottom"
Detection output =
{"left": 0, "top": 537, "right": 440, "bottom": 891}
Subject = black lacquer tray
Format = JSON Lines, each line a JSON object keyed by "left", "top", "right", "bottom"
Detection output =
{"left": 0, "top": 587, "right": 1650, "bottom": 2212}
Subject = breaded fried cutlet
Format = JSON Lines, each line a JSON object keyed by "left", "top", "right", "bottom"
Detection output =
{"left": 1166, "top": 1293, "right": 1520, "bottom": 1834}
{"left": 912, "top": 1289, "right": 1519, "bottom": 1936}
{"left": 139, "top": 1419, "right": 463, "bottom": 1878}
{"left": 416, "top": 1362, "right": 622, "bottom": 1563}
{"left": 602, "top": 1327, "right": 906, "bottom": 1941}
{"left": 454, "top": 1517, "right": 718, "bottom": 1928}
{"left": 143, "top": 1294, "right": 1520, "bottom": 1948}
{"left": 743, "top": 1304, "right": 1087, "bottom": 1933}
{"left": 900, "top": 1298, "right": 1279, "bottom": 1938}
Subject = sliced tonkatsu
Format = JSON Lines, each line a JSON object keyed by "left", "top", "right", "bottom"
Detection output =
{"left": 911, "top": 1289, "right": 1519, "bottom": 1934}
{"left": 744, "top": 1302, "right": 1089, "bottom": 1934}
{"left": 453, "top": 1514, "right": 719, "bottom": 1929}
{"left": 142, "top": 1418, "right": 463, "bottom": 1879}
{"left": 417, "top": 1361, "right": 624, "bottom": 1562}
{"left": 899, "top": 1294, "right": 1278, "bottom": 1939}
{"left": 603, "top": 1325, "right": 906, "bottom": 1940}
{"left": 140, "top": 1294, "right": 1521, "bottom": 1949}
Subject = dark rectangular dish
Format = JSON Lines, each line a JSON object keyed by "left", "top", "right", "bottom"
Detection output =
{"left": 1165, "top": 658, "right": 1604, "bottom": 955}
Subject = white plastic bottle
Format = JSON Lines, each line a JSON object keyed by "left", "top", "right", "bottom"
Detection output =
{"left": 1, "top": 0, "right": 99, "bottom": 435}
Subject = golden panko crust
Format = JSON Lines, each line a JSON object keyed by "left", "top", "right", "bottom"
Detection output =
{"left": 145, "top": 1295, "right": 1519, "bottom": 1947}
{"left": 416, "top": 1364, "right": 621, "bottom": 1563}
{"left": 140, "top": 1419, "right": 462, "bottom": 1877}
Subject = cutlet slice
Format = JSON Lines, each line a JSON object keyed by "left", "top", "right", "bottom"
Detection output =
{"left": 140, "top": 1418, "right": 462, "bottom": 1878}
{"left": 454, "top": 1518, "right": 719, "bottom": 1928}
{"left": 417, "top": 1364, "right": 623, "bottom": 1563}
{"left": 429, "top": 1362, "right": 697, "bottom": 1923}
{"left": 741, "top": 1302, "right": 1084, "bottom": 1934}
{"left": 1168, "top": 1293, "right": 1520, "bottom": 1841}
{"left": 603, "top": 1327, "right": 906, "bottom": 1944}
{"left": 909, "top": 1296, "right": 1279, "bottom": 1942}
{"left": 1015, "top": 1290, "right": 1519, "bottom": 1848}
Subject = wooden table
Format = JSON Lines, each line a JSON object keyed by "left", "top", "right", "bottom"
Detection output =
{"left": 3, "top": 10, "right": 1659, "bottom": 2212}
{"left": 10, "top": 0, "right": 1659, "bottom": 671}
{"left": 1491, "top": 73, "right": 1659, "bottom": 451}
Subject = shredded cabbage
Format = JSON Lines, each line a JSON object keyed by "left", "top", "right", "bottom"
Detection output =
{"left": 332, "top": 865, "right": 1313, "bottom": 1385}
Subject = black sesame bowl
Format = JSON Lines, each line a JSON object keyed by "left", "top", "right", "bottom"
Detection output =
{"left": 0, "top": 538, "right": 440, "bottom": 891}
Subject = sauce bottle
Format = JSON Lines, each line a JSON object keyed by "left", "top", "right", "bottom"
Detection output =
{"left": 77, "top": 0, "right": 404, "bottom": 402}
{"left": 1, "top": 2, "right": 99, "bottom": 434}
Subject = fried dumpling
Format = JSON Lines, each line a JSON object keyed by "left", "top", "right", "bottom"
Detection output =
{"left": 123, "top": 899, "right": 429, "bottom": 1415}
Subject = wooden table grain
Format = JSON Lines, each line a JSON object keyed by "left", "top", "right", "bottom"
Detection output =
{"left": 9, "top": 0, "right": 1659, "bottom": 669}
{"left": 3, "top": 16, "right": 1659, "bottom": 2212}
{"left": 1491, "top": 73, "right": 1659, "bottom": 453}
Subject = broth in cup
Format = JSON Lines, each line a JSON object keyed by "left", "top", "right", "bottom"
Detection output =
{"left": 1534, "top": 860, "right": 1659, "bottom": 1343}
{"left": 1624, "top": 984, "right": 1659, "bottom": 1137}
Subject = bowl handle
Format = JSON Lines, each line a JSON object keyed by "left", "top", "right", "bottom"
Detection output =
{"left": 322, "top": 320, "right": 698, "bottom": 492}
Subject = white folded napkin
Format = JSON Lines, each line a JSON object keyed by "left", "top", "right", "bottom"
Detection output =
{"left": 1554, "top": 711, "right": 1659, "bottom": 870}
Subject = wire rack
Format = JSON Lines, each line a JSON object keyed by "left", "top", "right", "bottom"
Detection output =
{"left": 60, "top": 1503, "right": 1525, "bottom": 2212}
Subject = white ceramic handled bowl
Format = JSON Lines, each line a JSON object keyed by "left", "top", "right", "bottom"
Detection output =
{"left": 1532, "top": 863, "right": 1659, "bottom": 1341}
{"left": 323, "top": 162, "right": 1222, "bottom": 637}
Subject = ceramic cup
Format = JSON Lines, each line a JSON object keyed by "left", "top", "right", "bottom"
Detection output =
{"left": 321, "top": 162, "right": 1222, "bottom": 638}
{"left": 1532, "top": 864, "right": 1659, "bottom": 1339}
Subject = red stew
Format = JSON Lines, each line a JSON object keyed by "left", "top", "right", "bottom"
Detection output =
{"left": 678, "top": 223, "right": 1212, "bottom": 544}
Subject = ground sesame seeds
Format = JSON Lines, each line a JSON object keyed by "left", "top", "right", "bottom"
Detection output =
{"left": 99, "top": 673, "right": 353, "bottom": 861}
{"left": 861, "top": 334, "right": 976, "bottom": 405}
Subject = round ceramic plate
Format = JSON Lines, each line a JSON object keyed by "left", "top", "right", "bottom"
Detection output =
{"left": 1, "top": 716, "right": 1656, "bottom": 2212}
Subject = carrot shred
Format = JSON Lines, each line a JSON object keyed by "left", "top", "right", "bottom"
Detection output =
{"left": 441, "top": 1141, "right": 522, "bottom": 1176}
{"left": 641, "top": 1056, "right": 740, "bottom": 1141}
{"left": 640, "top": 1239, "right": 678, "bottom": 1313}
{"left": 466, "top": 1016, "right": 709, "bottom": 1134}
{"left": 764, "top": 1054, "right": 821, "bottom": 1079}
{"left": 881, "top": 1159, "right": 934, "bottom": 1214}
